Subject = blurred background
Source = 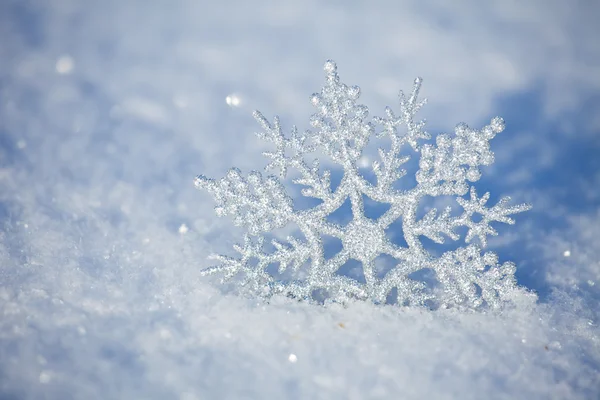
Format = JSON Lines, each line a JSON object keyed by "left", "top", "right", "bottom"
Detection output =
{"left": 1, "top": 1, "right": 599, "bottom": 398}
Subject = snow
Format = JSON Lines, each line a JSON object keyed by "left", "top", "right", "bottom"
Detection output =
{"left": 1, "top": 0, "right": 599, "bottom": 398}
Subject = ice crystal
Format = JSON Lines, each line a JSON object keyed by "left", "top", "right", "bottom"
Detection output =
{"left": 195, "top": 60, "right": 531, "bottom": 309}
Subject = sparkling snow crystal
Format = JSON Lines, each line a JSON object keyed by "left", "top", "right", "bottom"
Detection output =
{"left": 195, "top": 60, "right": 532, "bottom": 309}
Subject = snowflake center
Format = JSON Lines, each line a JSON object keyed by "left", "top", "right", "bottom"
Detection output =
{"left": 342, "top": 218, "right": 386, "bottom": 261}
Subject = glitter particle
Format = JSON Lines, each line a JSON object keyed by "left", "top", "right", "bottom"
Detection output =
{"left": 178, "top": 224, "right": 189, "bottom": 234}
{"left": 226, "top": 94, "right": 241, "bottom": 107}
{"left": 56, "top": 55, "right": 74, "bottom": 75}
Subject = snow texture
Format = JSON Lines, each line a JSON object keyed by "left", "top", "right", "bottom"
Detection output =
{"left": 1, "top": 1, "right": 599, "bottom": 399}
{"left": 196, "top": 61, "right": 532, "bottom": 310}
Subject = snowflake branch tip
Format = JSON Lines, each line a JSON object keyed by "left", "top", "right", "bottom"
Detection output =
{"left": 323, "top": 60, "right": 337, "bottom": 74}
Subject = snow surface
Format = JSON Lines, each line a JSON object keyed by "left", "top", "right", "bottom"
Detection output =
{"left": 1, "top": 1, "right": 599, "bottom": 399}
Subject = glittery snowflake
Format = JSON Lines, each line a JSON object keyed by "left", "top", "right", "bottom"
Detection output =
{"left": 195, "top": 60, "right": 531, "bottom": 309}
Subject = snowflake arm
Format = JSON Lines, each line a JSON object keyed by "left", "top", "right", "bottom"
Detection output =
{"left": 254, "top": 111, "right": 335, "bottom": 203}
{"left": 194, "top": 168, "right": 293, "bottom": 235}
{"left": 436, "top": 245, "right": 521, "bottom": 309}
{"left": 410, "top": 187, "right": 532, "bottom": 248}
{"left": 201, "top": 234, "right": 312, "bottom": 292}
{"left": 413, "top": 206, "right": 460, "bottom": 244}
{"left": 200, "top": 235, "right": 271, "bottom": 286}
{"left": 456, "top": 187, "right": 532, "bottom": 247}
{"left": 415, "top": 118, "right": 506, "bottom": 197}
{"left": 358, "top": 78, "right": 430, "bottom": 197}
{"left": 373, "top": 77, "right": 430, "bottom": 151}
{"left": 308, "top": 61, "right": 375, "bottom": 167}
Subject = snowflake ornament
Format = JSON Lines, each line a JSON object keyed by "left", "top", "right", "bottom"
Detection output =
{"left": 195, "top": 60, "right": 531, "bottom": 310}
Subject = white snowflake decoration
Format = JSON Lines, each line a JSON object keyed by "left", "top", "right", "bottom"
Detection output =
{"left": 195, "top": 60, "right": 531, "bottom": 309}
